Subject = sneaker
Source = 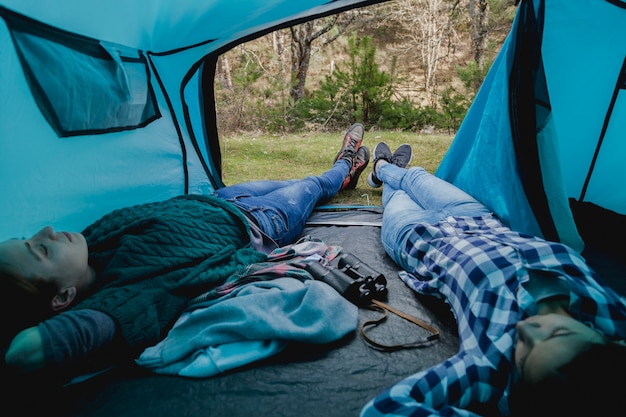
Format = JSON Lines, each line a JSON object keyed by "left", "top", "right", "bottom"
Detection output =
{"left": 367, "top": 142, "right": 392, "bottom": 188}
{"left": 334, "top": 123, "right": 365, "bottom": 163}
{"left": 341, "top": 146, "right": 370, "bottom": 190}
{"left": 391, "top": 143, "right": 413, "bottom": 168}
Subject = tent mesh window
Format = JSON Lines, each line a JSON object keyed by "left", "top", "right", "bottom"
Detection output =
{"left": 3, "top": 8, "right": 160, "bottom": 137}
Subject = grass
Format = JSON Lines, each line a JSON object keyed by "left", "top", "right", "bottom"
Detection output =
{"left": 220, "top": 130, "right": 454, "bottom": 207}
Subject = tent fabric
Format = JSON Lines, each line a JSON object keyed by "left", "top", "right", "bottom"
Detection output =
{"left": 5, "top": 8, "right": 160, "bottom": 137}
{"left": 437, "top": 0, "right": 626, "bottom": 252}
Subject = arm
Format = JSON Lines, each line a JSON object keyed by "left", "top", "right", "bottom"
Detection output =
{"left": 5, "top": 309, "right": 118, "bottom": 376}
{"left": 361, "top": 353, "right": 508, "bottom": 417}
{"left": 5, "top": 326, "right": 44, "bottom": 373}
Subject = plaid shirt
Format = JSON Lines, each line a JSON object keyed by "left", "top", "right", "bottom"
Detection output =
{"left": 362, "top": 215, "right": 626, "bottom": 417}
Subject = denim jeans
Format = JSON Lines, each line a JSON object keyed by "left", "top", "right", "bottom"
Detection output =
{"left": 214, "top": 159, "right": 349, "bottom": 247}
{"left": 378, "top": 163, "right": 492, "bottom": 272}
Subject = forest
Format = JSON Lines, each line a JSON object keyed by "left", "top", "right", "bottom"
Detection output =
{"left": 214, "top": 0, "right": 518, "bottom": 134}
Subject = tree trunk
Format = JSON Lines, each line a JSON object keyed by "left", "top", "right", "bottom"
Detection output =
{"left": 273, "top": 30, "right": 287, "bottom": 80}
{"left": 288, "top": 13, "right": 356, "bottom": 103}
{"left": 469, "top": 0, "right": 489, "bottom": 70}
{"left": 218, "top": 55, "right": 233, "bottom": 90}
{"left": 289, "top": 22, "right": 313, "bottom": 102}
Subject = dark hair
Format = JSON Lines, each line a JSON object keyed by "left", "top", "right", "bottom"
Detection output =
{"left": 0, "top": 269, "right": 58, "bottom": 348}
{"left": 509, "top": 342, "right": 626, "bottom": 416}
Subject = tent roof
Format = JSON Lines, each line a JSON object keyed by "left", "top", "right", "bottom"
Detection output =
{"left": 0, "top": 0, "right": 379, "bottom": 53}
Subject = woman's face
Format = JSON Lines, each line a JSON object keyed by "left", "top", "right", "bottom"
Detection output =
{"left": 0, "top": 226, "right": 90, "bottom": 289}
{"left": 515, "top": 313, "right": 606, "bottom": 383}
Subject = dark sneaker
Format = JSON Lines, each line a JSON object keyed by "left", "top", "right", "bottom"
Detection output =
{"left": 367, "top": 142, "right": 392, "bottom": 188}
{"left": 341, "top": 146, "right": 370, "bottom": 190}
{"left": 334, "top": 123, "right": 365, "bottom": 163}
{"left": 391, "top": 143, "right": 413, "bottom": 168}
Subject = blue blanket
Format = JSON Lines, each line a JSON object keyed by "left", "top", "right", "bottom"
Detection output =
{"left": 136, "top": 277, "right": 357, "bottom": 377}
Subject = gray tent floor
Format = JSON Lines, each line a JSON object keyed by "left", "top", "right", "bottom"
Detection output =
{"left": 10, "top": 206, "right": 625, "bottom": 417}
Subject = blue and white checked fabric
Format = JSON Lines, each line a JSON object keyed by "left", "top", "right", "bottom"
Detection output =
{"left": 361, "top": 215, "right": 626, "bottom": 417}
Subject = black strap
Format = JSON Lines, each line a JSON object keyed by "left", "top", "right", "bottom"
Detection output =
{"left": 360, "top": 299, "right": 440, "bottom": 351}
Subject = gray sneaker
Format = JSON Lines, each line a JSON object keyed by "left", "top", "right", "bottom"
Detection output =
{"left": 367, "top": 142, "right": 392, "bottom": 188}
{"left": 367, "top": 143, "right": 413, "bottom": 188}
{"left": 391, "top": 143, "right": 413, "bottom": 168}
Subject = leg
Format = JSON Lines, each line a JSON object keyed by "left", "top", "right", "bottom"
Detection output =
{"left": 214, "top": 123, "right": 369, "bottom": 246}
{"left": 215, "top": 159, "right": 350, "bottom": 246}
{"left": 380, "top": 188, "right": 431, "bottom": 271}
{"left": 372, "top": 144, "right": 492, "bottom": 271}
{"left": 378, "top": 163, "right": 491, "bottom": 216}
{"left": 214, "top": 179, "right": 302, "bottom": 200}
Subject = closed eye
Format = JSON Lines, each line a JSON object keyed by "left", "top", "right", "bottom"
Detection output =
{"left": 550, "top": 327, "right": 572, "bottom": 338}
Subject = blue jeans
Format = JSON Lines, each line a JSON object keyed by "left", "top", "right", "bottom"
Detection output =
{"left": 378, "top": 163, "right": 492, "bottom": 272}
{"left": 213, "top": 159, "right": 350, "bottom": 247}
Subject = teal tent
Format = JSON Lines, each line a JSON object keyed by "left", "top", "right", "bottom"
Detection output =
{"left": 438, "top": 0, "right": 626, "bottom": 254}
{"left": 1, "top": 1, "right": 625, "bottom": 416}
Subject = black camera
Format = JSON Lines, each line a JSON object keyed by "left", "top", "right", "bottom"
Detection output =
{"left": 304, "top": 252, "right": 387, "bottom": 306}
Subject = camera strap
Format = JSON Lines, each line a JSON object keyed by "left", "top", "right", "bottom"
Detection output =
{"left": 360, "top": 299, "right": 440, "bottom": 351}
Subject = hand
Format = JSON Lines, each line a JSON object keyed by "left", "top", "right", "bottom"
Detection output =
{"left": 5, "top": 326, "right": 45, "bottom": 373}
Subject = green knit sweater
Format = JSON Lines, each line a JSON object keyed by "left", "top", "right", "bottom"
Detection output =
{"left": 75, "top": 194, "right": 267, "bottom": 353}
